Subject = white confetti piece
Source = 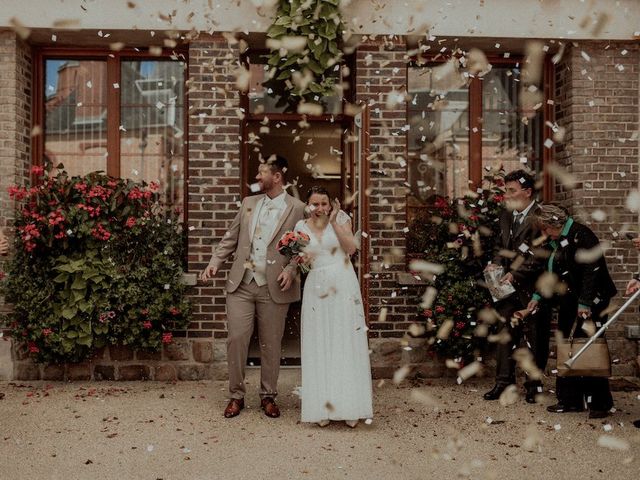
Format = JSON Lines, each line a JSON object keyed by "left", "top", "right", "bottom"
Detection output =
{"left": 597, "top": 435, "right": 630, "bottom": 451}
{"left": 249, "top": 183, "right": 261, "bottom": 193}
{"left": 146, "top": 444, "right": 154, "bottom": 452}
{"left": 364, "top": 418, "right": 373, "bottom": 425}
{"left": 456, "top": 361, "right": 482, "bottom": 383}
{"left": 553, "top": 424, "right": 561, "bottom": 431}
{"left": 393, "top": 365, "right": 411, "bottom": 385}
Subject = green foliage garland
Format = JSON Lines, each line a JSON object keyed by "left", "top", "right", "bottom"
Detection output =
{"left": 263, "top": 0, "right": 343, "bottom": 112}
{"left": 0, "top": 164, "right": 191, "bottom": 363}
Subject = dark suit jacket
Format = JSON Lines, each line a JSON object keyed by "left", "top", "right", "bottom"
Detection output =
{"left": 492, "top": 202, "right": 545, "bottom": 306}
{"left": 547, "top": 220, "right": 617, "bottom": 309}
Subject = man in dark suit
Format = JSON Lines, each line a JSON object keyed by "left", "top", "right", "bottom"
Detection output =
{"left": 483, "top": 170, "right": 549, "bottom": 403}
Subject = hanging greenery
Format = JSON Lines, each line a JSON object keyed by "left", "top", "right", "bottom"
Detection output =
{"left": 262, "top": 0, "right": 343, "bottom": 113}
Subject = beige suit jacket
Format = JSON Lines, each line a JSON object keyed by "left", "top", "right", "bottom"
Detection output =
{"left": 207, "top": 192, "right": 306, "bottom": 304}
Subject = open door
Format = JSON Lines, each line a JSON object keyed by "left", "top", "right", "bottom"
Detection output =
{"left": 344, "top": 108, "right": 371, "bottom": 324}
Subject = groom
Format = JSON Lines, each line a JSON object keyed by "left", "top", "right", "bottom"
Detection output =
{"left": 200, "top": 155, "right": 306, "bottom": 418}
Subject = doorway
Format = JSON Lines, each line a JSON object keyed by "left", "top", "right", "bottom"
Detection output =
{"left": 243, "top": 116, "right": 368, "bottom": 365}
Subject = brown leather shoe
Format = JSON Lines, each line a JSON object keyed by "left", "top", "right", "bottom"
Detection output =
{"left": 260, "top": 397, "right": 280, "bottom": 418}
{"left": 224, "top": 398, "right": 244, "bottom": 418}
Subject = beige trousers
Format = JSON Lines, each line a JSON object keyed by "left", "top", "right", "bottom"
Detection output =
{"left": 226, "top": 280, "right": 290, "bottom": 400}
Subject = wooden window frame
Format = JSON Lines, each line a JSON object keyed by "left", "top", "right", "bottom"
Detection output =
{"left": 32, "top": 47, "right": 189, "bottom": 191}
{"left": 405, "top": 54, "right": 554, "bottom": 198}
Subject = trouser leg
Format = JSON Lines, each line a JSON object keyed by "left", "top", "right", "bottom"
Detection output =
{"left": 226, "top": 283, "right": 256, "bottom": 400}
{"left": 494, "top": 297, "right": 521, "bottom": 385}
{"left": 523, "top": 304, "right": 551, "bottom": 390}
{"left": 255, "top": 284, "right": 290, "bottom": 399}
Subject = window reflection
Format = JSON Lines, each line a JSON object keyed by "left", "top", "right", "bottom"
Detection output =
{"left": 120, "top": 60, "right": 186, "bottom": 214}
{"left": 44, "top": 60, "right": 108, "bottom": 175}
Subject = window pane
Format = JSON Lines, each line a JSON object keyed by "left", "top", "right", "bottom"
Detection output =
{"left": 481, "top": 66, "right": 543, "bottom": 174}
{"left": 44, "top": 60, "right": 108, "bottom": 175}
{"left": 120, "top": 60, "right": 186, "bottom": 214}
{"left": 407, "top": 63, "right": 470, "bottom": 201}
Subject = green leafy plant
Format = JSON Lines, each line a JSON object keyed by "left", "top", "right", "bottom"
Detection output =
{"left": 263, "top": 0, "right": 343, "bottom": 112}
{"left": 0, "top": 164, "right": 191, "bottom": 363}
{"left": 406, "top": 171, "right": 505, "bottom": 361}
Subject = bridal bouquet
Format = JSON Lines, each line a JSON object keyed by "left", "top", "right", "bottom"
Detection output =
{"left": 277, "top": 230, "right": 311, "bottom": 273}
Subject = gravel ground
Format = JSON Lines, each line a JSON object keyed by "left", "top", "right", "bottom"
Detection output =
{"left": 1, "top": 369, "right": 639, "bottom": 480}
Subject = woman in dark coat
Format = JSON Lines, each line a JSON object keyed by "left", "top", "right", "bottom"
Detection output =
{"left": 528, "top": 204, "right": 616, "bottom": 419}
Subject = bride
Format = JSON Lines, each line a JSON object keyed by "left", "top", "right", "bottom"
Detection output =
{"left": 295, "top": 186, "right": 373, "bottom": 428}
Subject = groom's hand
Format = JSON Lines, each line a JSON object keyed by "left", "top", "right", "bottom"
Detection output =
{"left": 200, "top": 264, "right": 218, "bottom": 282}
{"left": 277, "top": 270, "right": 293, "bottom": 291}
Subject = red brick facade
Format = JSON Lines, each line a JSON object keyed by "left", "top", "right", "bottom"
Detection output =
{"left": 1, "top": 31, "right": 638, "bottom": 380}
{"left": 554, "top": 41, "right": 640, "bottom": 375}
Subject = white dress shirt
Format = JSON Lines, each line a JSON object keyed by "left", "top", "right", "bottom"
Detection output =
{"left": 243, "top": 192, "right": 287, "bottom": 286}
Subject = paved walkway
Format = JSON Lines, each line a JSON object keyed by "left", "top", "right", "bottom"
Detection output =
{"left": 1, "top": 369, "right": 639, "bottom": 479}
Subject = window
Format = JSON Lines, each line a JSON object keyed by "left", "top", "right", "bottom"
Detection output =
{"left": 37, "top": 50, "right": 187, "bottom": 214}
{"left": 407, "top": 59, "right": 545, "bottom": 204}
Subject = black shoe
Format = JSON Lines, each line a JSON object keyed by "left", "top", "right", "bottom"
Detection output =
{"left": 588, "top": 409, "right": 609, "bottom": 419}
{"left": 525, "top": 389, "right": 537, "bottom": 404}
{"left": 525, "top": 383, "right": 542, "bottom": 404}
{"left": 633, "top": 419, "right": 640, "bottom": 428}
{"left": 546, "top": 403, "right": 584, "bottom": 413}
{"left": 483, "top": 384, "right": 509, "bottom": 401}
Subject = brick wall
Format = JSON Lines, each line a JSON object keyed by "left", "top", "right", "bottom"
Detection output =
{"left": 0, "top": 29, "right": 32, "bottom": 380}
{"left": 0, "top": 30, "right": 31, "bottom": 244}
{"left": 184, "top": 34, "right": 242, "bottom": 372}
{"left": 0, "top": 29, "right": 32, "bottom": 303}
{"left": 354, "top": 37, "right": 437, "bottom": 375}
{"left": 554, "top": 41, "right": 639, "bottom": 375}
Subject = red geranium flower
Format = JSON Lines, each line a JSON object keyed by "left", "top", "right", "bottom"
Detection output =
{"left": 162, "top": 332, "right": 173, "bottom": 344}
{"left": 142, "top": 321, "right": 152, "bottom": 329}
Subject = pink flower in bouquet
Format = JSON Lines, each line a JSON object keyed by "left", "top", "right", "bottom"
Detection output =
{"left": 142, "top": 321, "right": 152, "bottom": 329}
{"left": 277, "top": 230, "right": 311, "bottom": 273}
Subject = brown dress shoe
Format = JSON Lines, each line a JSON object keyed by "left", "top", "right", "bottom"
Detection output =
{"left": 260, "top": 397, "right": 280, "bottom": 418}
{"left": 224, "top": 398, "right": 244, "bottom": 418}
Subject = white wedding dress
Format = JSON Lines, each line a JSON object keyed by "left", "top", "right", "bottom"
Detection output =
{"left": 295, "top": 216, "right": 373, "bottom": 423}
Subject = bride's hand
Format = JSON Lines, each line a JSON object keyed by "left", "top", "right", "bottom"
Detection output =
{"left": 329, "top": 199, "right": 341, "bottom": 224}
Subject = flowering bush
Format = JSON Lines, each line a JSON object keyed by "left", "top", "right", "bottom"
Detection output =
{"left": 0, "top": 163, "right": 191, "bottom": 363}
{"left": 406, "top": 170, "right": 505, "bottom": 361}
